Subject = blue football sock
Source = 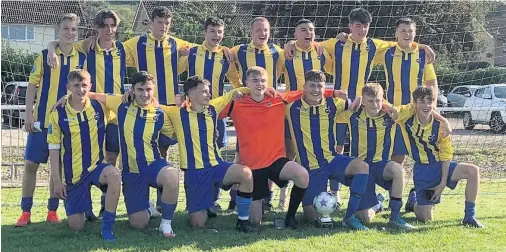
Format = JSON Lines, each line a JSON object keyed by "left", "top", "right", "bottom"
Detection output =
{"left": 464, "top": 201, "right": 476, "bottom": 220}
{"left": 345, "top": 174, "right": 368, "bottom": 219}
{"left": 156, "top": 189, "right": 162, "bottom": 207}
{"left": 371, "top": 202, "right": 383, "bottom": 213}
{"left": 100, "top": 195, "right": 106, "bottom": 209}
{"left": 47, "top": 197, "right": 59, "bottom": 211}
{"left": 236, "top": 191, "right": 252, "bottom": 220}
{"left": 101, "top": 211, "right": 116, "bottom": 241}
{"left": 229, "top": 189, "right": 237, "bottom": 203}
{"left": 407, "top": 190, "right": 417, "bottom": 207}
{"left": 21, "top": 197, "right": 33, "bottom": 212}
{"left": 389, "top": 198, "right": 402, "bottom": 220}
{"left": 330, "top": 179, "right": 341, "bottom": 192}
{"left": 160, "top": 202, "right": 177, "bottom": 221}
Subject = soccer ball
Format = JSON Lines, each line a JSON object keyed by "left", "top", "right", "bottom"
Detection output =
{"left": 313, "top": 191, "right": 338, "bottom": 216}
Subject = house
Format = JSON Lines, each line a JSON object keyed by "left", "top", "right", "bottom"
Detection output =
{"left": 1, "top": 1, "right": 91, "bottom": 53}
{"left": 486, "top": 4, "right": 506, "bottom": 66}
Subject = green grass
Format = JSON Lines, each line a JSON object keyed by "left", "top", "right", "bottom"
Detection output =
{"left": 2, "top": 182, "right": 506, "bottom": 252}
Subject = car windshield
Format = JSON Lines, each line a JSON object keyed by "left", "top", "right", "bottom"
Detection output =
{"left": 494, "top": 86, "right": 506, "bottom": 99}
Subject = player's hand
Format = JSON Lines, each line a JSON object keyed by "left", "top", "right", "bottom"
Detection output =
{"left": 314, "top": 42, "right": 324, "bottom": 56}
{"left": 232, "top": 90, "right": 244, "bottom": 100}
{"left": 47, "top": 50, "right": 59, "bottom": 68}
{"left": 52, "top": 95, "right": 68, "bottom": 111}
{"left": 441, "top": 121, "right": 453, "bottom": 138}
{"left": 336, "top": 32, "right": 349, "bottom": 42}
{"left": 83, "top": 36, "right": 97, "bottom": 53}
{"left": 333, "top": 90, "right": 348, "bottom": 100}
{"left": 24, "top": 113, "right": 35, "bottom": 133}
{"left": 179, "top": 46, "right": 190, "bottom": 56}
{"left": 54, "top": 181, "right": 67, "bottom": 200}
{"left": 122, "top": 90, "right": 134, "bottom": 103}
{"left": 350, "top": 96, "right": 362, "bottom": 111}
{"left": 424, "top": 45, "right": 436, "bottom": 64}
{"left": 222, "top": 47, "right": 235, "bottom": 62}
{"left": 283, "top": 41, "right": 296, "bottom": 60}
{"left": 430, "top": 184, "right": 445, "bottom": 202}
{"left": 265, "top": 87, "right": 277, "bottom": 97}
{"left": 383, "top": 106, "right": 399, "bottom": 120}
{"left": 174, "top": 94, "right": 184, "bottom": 107}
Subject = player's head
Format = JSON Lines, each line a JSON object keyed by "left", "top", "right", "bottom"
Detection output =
{"left": 348, "top": 8, "right": 372, "bottom": 41}
{"left": 303, "top": 70, "right": 326, "bottom": 104}
{"left": 245, "top": 66, "right": 268, "bottom": 97}
{"left": 131, "top": 71, "right": 156, "bottom": 107}
{"left": 58, "top": 13, "right": 79, "bottom": 44}
{"left": 361, "top": 83, "right": 384, "bottom": 116}
{"left": 150, "top": 7, "right": 172, "bottom": 39}
{"left": 94, "top": 10, "right": 120, "bottom": 42}
{"left": 395, "top": 18, "right": 416, "bottom": 48}
{"left": 67, "top": 69, "right": 91, "bottom": 101}
{"left": 294, "top": 19, "right": 315, "bottom": 48}
{"left": 412, "top": 86, "right": 435, "bottom": 118}
{"left": 250, "top": 17, "right": 270, "bottom": 47}
{"left": 184, "top": 76, "right": 211, "bottom": 106}
{"left": 204, "top": 17, "right": 225, "bottom": 48}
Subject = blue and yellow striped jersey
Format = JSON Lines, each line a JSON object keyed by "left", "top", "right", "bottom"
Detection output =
{"left": 320, "top": 37, "right": 396, "bottom": 99}
{"left": 335, "top": 108, "right": 397, "bottom": 163}
{"left": 284, "top": 43, "right": 333, "bottom": 91}
{"left": 395, "top": 105, "right": 453, "bottom": 164}
{"left": 124, "top": 34, "right": 192, "bottom": 105}
{"left": 104, "top": 95, "right": 173, "bottom": 173}
{"left": 285, "top": 97, "right": 348, "bottom": 169}
{"left": 375, "top": 45, "right": 437, "bottom": 105}
{"left": 161, "top": 87, "right": 248, "bottom": 169}
{"left": 47, "top": 97, "right": 107, "bottom": 185}
{"left": 179, "top": 43, "right": 241, "bottom": 97}
{"left": 75, "top": 40, "right": 128, "bottom": 95}
{"left": 29, "top": 47, "right": 86, "bottom": 128}
{"left": 231, "top": 43, "right": 284, "bottom": 89}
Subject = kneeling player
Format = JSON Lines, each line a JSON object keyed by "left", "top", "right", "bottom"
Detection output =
{"left": 386, "top": 87, "right": 483, "bottom": 228}
{"left": 48, "top": 70, "right": 121, "bottom": 241}
{"left": 285, "top": 70, "right": 370, "bottom": 230}
{"left": 160, "top": 76, "right": 253, "bottom": 232}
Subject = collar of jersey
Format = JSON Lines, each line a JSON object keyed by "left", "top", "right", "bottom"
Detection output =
{"left": 55, "top": 45, "right": 78, "bottom": 56}
{"left": 94, "top": 39, "right": 117, "bottom": 52}
{"left": 184, "top": 102, "right": 208, "bottom": 113}
{"left": 65, "top": 95, "right": 91, "bottom": 115}
{"left": 249, "top": 42, "right": 270, "bottom": 51}
{"left": 132, "top": 100, "right": 156, "bottom": 112}
{"left": 301, "top": 96, "right": 325, "bottom": 108}
{"left": 148, "top": 33, "right": 170, "bottom": 42}
{"left": 202, "top": 42, "right": 222, "bottom": 53}
{"left": 414, "top": 114, "right": 434, "bottom": 130}
{"left": 347, "top": 35, "right": 367, "bottom": 44}
{"left": 295, "top": 42, "right": 315, "bottom": 53}
{"left": 361, "top": 107, "right": 386, "bottom": 119}
{"left": 396, "top": 43, "right": 419, "bottom": 53}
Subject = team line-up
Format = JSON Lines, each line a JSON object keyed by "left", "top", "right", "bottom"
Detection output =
{"left": 16, "top": 6, "right": 484, "bottom": 241}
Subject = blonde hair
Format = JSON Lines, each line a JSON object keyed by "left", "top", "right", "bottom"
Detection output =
{"left": 250, "top": 17, "right": 269, "bottom": 29}
{"left": 58, "top": 13, "right": 79, "bottom": 27}
{"left": 245, "top": 66, "right": 268, "bottom": 80}
{"left": 67, "top": 69, "right": 91, "bottom": 84}
{"left": 362, "top": 82, "right": 384, "bottom": 97}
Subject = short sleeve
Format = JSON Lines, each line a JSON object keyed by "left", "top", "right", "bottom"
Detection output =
{"left": 335, "top": 110, "right": 352, "bottom": 124}
{"left": 424, "top": 63, "right": 437, "bottom": 82}
{"left": 333, "top": 98, "right": 348, "bottom": 113}
{"left": 438, "top": 135, "right": 453, "bottom": 161}
{"left": 73, "top": 40, "right": 86, "bottom": 53}
{"left": 28, "top": 53, "right": 44, "bottom": 87}
{"left": 123, "top": 37, "right": 138, "bottom": 67}
{"left": 226, "top": 61, "right": 242, "bottom": 89}
{"left": 372, "top": 48, "right": 386, "bottom": 66}
{"left": 319, "top": 38, "right": 337, "bottom": 55}
{"left": 323, "top": 49, "right": 334, "bottom": 74}
{"left": 160, "top": 109, "right": 175, "bottom": 138}
{"left": 104, "top": 95, "right": 123, "bottom": 114}
{"left": 372, "top": 38, "right": 397, "bottom": 52}
{"left": 275, "top": 45, "right": 285, "bottom": 78}
{"left": 47, "top": 111, "right": 61, "bottom": 149}
{"left": 173, "top": 36, "right": 194, "bottom": 50}
{"left": 394, "top": 104, "right": 416, "bottom": 123}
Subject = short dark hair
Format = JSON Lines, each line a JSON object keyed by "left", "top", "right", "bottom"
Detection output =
{"left": 412, "top": 87, "right": 434, "bottom": 102}
{"left": 204, "top": 17, "right": 225, "bottom": 31}
{"left": 395, "top": 17, "right": 416, "bottom": 28}
{"left": 348, "top": 8, "right": 372, "bottom": 25}
{"left": 67, "top": 69, "right": 90, "bottom": 84}
{"left": 184, "top": 75, "right": 209, "bottom": 94}
{"left": 131, "top": 71, "right": 155, "bottom": 87}
{"left": 151, "top": 6, "right": 172, "bottom": 21}
{"left": 295, "top": 19, "right": 313, "bottom": 28}
{"left": 304, "top": 70, "right": 326, "bottom": 83}
{"left": 94, "top": 10, "right": 120, "bottom": 28}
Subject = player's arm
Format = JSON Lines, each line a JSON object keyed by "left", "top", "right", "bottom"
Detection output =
{"left": 159, "top": 106, "right": 176, "bottom": 139}
{"left": 276, "top": 45, "right": 286, "bottom": 78}
{"left": 47, "top": 111, "right": 66, "bottom": 199}
{"left": 432, "top": 133, "right": 453, "bottom": 202}
{"left": 211, "top": 87, "right": 250, "bottom": 113}
{"left": 25, "top": 54, "right": 43, "bottom": 133}
{"left": 322, "top": 49, "right": 334, "bottom": 75}
{"left": 226, "top": 60, "right": 242, "bottom": 89}
{"left": 383, "top": 103, "right": 415, "bottom": 122}
{"left": 334, "top": 111, "right": 352, "bottom": 154}
{"left": 123, "top": 37, "right": 139, "bottom": 68}
{"left": 433, "top": 111, "right": 452, "bottom": 137}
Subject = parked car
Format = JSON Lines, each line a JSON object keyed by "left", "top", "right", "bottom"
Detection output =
{"left": 437, "top": 89, "right": 448, "bottom": 107}
{"left": 462, "top": 84, "right": 506, "bottom": 134}
{"left": 2, "top": 82, "right": 28, "bottom": 128}
{"left": 447, "top": 85, "right": 480, "bottom": 107}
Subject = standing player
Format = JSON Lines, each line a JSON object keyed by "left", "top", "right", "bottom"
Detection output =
{"left": 85, "top": 72, "right": 180, "bottom": 237}
{"left": 178, "top": 17, "right": 241, "bottom": 215}
{"left": 16, "top": 13, "right": 86, "bottom": 227}
{"left": 48, "top": 70, "right": 121, "bottom": 241}
{"left": 160, "top": 76, "right": 253, "bottom": 231}
{"left": 374, "top": 18, "right": 438, "bottom": 165}
{"left": 285, "top": 70, "right": 370, "bottom": 230}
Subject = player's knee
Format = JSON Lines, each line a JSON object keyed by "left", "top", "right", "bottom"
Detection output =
{"left": 240, "top": 166, "right": 253, "bottom": 181}
{"left": 189, "top": 212, "right": 207, "bottom": 228}
{"left": 353, "top": 160, "right": 369, "bottom": 174}
{"left": 416, "top": 212, "right": 433, "bottom": 222}
{"left": 467, "top": 164, "right": 480, "bottom": 178}
{"left": 159, "top": 167, "right": 179, "bottom": 187}
{"left": 295, "top": 166, "right": 309, "bottom": 187}
{"left": 68, "top": 218, "right": 85, "bottom": 231}
{"left": 390, "top": 163, "right": 405, "bottom": 179}
{"left": 104, "top": 166, "right": 121, "bottom": 187}
{"left": 129, "top": 217, "right": 149, "bottom": 229}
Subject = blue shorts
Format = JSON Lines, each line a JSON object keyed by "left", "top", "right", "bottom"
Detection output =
{"left": 284, "top": 119, "right": 291, "bottom": 138}
{"left": 358, "top": 160, "right": 393, "bottom": 211}
{"left": 158, "top": 134, "right": 178, "bottom": 149}
{"left": 216, "top": 118, "right": 229, "bottom": 149}
{"left": 392, "top": 124, "right": 408, "bottom": 156}
{"left": 24, "top": 128, "right": 49, "bottom": 164}
{"left": 64, "top": 163, "right": 108, "bottom": 216}
{"left": 105, "top": 124, "right": 119, "bottom": 153}
{"left": 414, "top": 161, "right": 459, "bottom": 206}
{"left": 184, "top": 162, "right": 233, "bottom": 213}
{"left": 302, "top": 155, "right": 355, "bottom": 206}
{"left": 122, "top": 159, "right": 169, "bottom": 215}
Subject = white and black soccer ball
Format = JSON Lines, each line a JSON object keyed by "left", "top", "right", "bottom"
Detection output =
{"left": 313, "top": 191, "right": 338, "bottom": 216}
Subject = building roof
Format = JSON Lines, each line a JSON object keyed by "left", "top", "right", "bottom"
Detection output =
{"left": 1, "top": 0, "right": 91, "bottom": 28}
